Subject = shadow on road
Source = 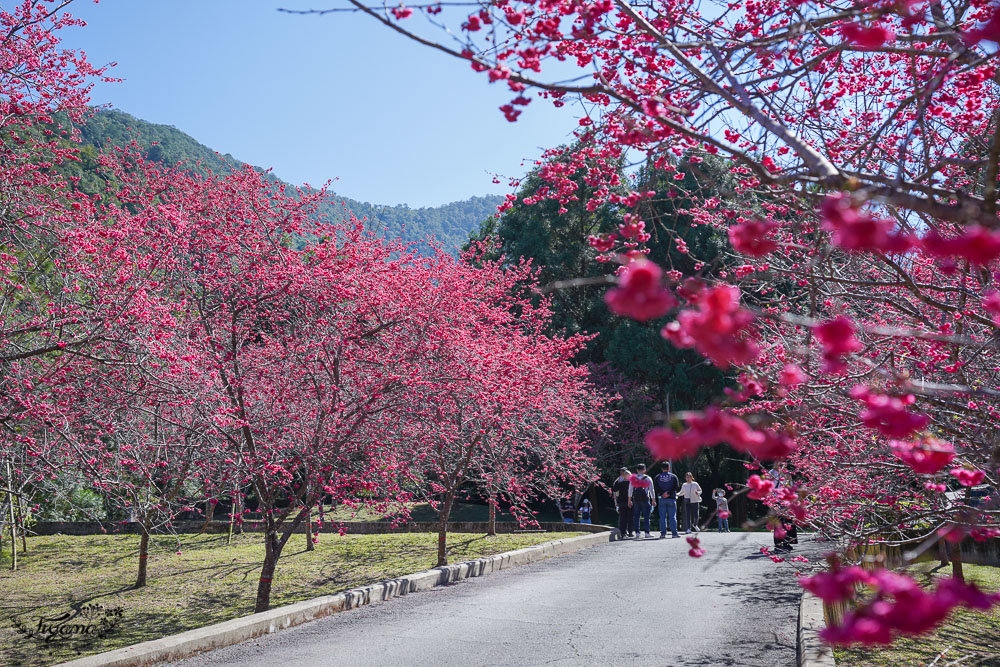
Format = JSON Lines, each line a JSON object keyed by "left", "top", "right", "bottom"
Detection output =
{"left": 699, "top": 573, "right": 802, "bottom": 606}
{"left": 665, "top": 634, "right": 797, "bottom": 667}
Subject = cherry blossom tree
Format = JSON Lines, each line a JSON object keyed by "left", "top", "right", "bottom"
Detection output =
{"left": 0, "top": 2, "right": 610, "bottom": 617}
{"left": 108, "top": 158, "right": 445, "bottom": 612}
{"left": 337, "top": 0, "right": 1000, "bottom": 646}
{"left": 395, "top": 252, "right": 605, "bottom": 564}
{"left": 0, "top": 1, "right": 167, "bottom": 568}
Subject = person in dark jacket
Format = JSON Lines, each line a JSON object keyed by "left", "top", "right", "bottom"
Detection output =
{"left": 559, "top": 497, "right": 576, "bottom": 523}
{"left": 611, "top": 468, "right": 634, "bottom": 538}
{"left": 654, "top": 463, "right": 680, "bottom": 538}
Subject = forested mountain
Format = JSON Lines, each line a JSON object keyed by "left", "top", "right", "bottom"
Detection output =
{"left": 64, "top": 108, "right": 502, "bottom": 251}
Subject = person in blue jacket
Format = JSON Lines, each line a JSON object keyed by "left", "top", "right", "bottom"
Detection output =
{"left": 579, "top": 499, "right": 592, "bottom": 524}
{"left": 654, "top": 462, "right": 680, "bottom": 538}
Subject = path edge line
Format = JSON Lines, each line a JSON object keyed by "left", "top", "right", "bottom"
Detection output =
{"left": 59, "top": 529, "right": 615, "bottom": 667}
{"left": 798, "top": 590, "right": 836, "bottom": 667}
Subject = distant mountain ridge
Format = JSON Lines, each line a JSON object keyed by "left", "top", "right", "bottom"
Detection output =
{"left": 71, "top": 108, "right": 503, "bottom": 251}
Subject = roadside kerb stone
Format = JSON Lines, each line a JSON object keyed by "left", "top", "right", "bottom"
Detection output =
{"left": 59, "top": 529, "right": 614, "bottom": 667}
{"left": 798, "top": 590, "right": 836, "bottom": 667}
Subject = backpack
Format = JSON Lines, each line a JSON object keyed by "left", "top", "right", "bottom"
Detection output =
{"left": 631, "top": 476, "right": 651, "bottom": 504}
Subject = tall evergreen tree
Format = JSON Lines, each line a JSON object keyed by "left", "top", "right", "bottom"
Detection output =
{"left": 469, "top": 151, "right": 752, "bottom": 491}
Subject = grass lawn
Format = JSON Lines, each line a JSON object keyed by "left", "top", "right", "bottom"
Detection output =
{"left": 0, "top": 530, "right": 580, "bottom": 666}
{"left": 836, "top": 563, "right": 1000, "bottom": 666}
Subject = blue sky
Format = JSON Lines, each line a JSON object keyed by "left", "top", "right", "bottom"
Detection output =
{"left": 57, "top": 0, "right": 578, "bottom": 207}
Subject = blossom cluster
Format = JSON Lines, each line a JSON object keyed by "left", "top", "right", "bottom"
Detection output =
{"left": 802, "top": 565, "right": 1000, "bottom": 646}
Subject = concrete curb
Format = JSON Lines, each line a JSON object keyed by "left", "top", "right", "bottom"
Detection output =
{"left": 798, "top": 591, "right": 836, "bottom": 667}
{"left": 60, "top": 530, "right": 614, "bottom": 667}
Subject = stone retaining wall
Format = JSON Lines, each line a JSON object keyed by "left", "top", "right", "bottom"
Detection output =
{"left": 31, "top": 520, "right": 610, "bottom": 536}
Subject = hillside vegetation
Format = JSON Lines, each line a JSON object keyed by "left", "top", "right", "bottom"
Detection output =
{"left": 63, "top": 108, "right": 501, "bottom": 251}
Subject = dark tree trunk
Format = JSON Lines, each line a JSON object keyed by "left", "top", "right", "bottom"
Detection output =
{"left": 487, "top": 494, "right": 496, "bottom": 537}
{"left": 135, "top": 519, "right": 151, "bottom": 588}
{"left": 255, "top": 531, "right": 284, "bottom": 613}
{"left": 952, "top": 541, "right": 965, "bottom": 582}
{"left": 952, "top": 490, "right": 969, "bottom": 582}
{"left": 253, "top": 506, "right": 310, "bottom": 613}
{"left": 234, "top": 494, "right": 244, "bottom": 534}
{"left": 437, "top": 491, "right": 457, "bottom": 567}
{"left": 305, "top": 508, "right": 314, "bottom": 551}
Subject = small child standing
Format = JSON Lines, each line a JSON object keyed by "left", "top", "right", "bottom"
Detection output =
{"left": 713, "top": 488, "right": 730, "bottom": 532}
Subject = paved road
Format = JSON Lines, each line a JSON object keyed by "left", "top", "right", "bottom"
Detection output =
{"left": 182, "top": 532, "right": 818, "bottom": 667}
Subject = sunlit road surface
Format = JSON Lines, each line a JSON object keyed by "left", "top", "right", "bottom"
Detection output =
{"left": 181, "top": 531, "right": 821, "bottom": 667}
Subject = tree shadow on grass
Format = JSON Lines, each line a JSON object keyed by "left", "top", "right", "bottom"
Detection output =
{"left": 2, "top": 591, "right": 167, "bottom": 667}
{"left": 19, "top": 534, "right": 230, "bottom": 572}
{"left": 14, "top": 535, "right": 134, "bottom": 571}
{"left": 447, "top": 535, "right": 489, "bottom": 554}
{"left": 2, "top": 587, "right": 261, "bottom": 666}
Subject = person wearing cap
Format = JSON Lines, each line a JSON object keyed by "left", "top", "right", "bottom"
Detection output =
{"left": 628, "top": 463, "right": 655, "bottom": 539}
{"left": 611, "top": 468, "right": 634, "bottom": 538}
{"left": 559, "top": 496, "right": 576, "bottom": 523}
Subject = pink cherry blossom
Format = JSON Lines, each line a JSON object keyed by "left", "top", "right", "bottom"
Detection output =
{"left": 813, "top": 317, "right": 862, "bottom": 374}
{"left": 604, "top": 260, "right": 677, "bottom": 322}
{"left": 950, "top": 468, "right": 986, "bottom": 487}
{"left": 820, "top": 194, "right": 911, "bottom": 253}
{"left": 687, "top": 535, "right": 704, "bottom": 558}
{"left": 890, "top": 438, "right": 955, "bottom": 475}
{"left": 851, "top": 386, "right": 930, "bottom": 439}
{"left": 747, "top": 474, "right": 775, "bottom": 500}
{"left": 661, "top": 285, "right": 760, "bottom": 367}
{"left": 644, "top": 427, "right": 701, "bottom": 460}
{"left": 779, "top": 364, "right": 806, "bottom": 388}
{"left": 840, "top": 23, "right": 895, "bottom": 49}
{"left": 728, "top": 219, "right": 779, "bottom": 257}
{"left": 922, "top": 227, "right": 1000, "bottom": 266}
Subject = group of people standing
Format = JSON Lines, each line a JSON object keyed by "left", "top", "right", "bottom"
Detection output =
{"left": 559, "top": 496, "right": 593, "bottom": 524}
{"left": 611, "top": 463, "right": 731, "bottom": 539}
